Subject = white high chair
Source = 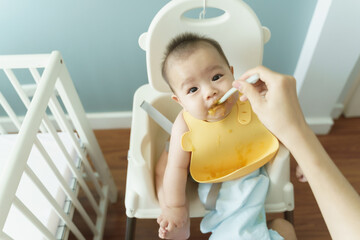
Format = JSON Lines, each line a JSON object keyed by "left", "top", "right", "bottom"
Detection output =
{"left": 125, "top": 0, "right": 294, "bottom": 239}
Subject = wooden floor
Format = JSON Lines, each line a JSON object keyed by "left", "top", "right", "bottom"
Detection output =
{"left": 90, "top": 116, "right": 360, "bottom": 240}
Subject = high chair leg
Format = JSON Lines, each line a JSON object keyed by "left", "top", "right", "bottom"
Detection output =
{"left": 125, "top": 217, "right": 136, "bottom": 240}
{"left": 284, "top": 210, "right": 294, "bottom": 225}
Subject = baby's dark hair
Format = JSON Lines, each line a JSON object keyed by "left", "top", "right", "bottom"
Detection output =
{"left": 161, "top": 32, "right": 230, "bottom": 89}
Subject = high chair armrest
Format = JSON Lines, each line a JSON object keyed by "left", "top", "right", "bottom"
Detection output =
{"left": 125, "top": 151, "right": 160, "bottom": 218}
{"left": 265, "top": 144, "right": 294, "bottom": 212}
{"left": 126, "top": 85, "right": 178, "bottom": 219}
{"left": 266, "top": 144, "right": 290, "bottom": 181}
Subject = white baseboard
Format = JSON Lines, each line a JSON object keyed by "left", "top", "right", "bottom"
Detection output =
{"left": 306, "top": 117, "right": 334, "bottom": 135}
{"left": 87, "top": 112, "right": 132, "bottom": 129}
{"left": 0, "top": 111, "right": 132, "bottom": 132}
{"left": 331, "top": 103, "right": 344, "bottom": 119}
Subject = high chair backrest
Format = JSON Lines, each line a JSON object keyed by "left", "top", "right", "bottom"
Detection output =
{"left": 139, "top": 0, "right": 271, "bottom": 93}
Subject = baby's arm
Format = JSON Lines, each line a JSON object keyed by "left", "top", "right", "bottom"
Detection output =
{"left": 158, "top": 111, "right": 191, "bottom": 232}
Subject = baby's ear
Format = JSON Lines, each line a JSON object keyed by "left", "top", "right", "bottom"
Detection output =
{"left": 172, "top": 94, "right": 183, "bottom": 107}
{"left": 171, "top": 94, "right": 180, "bottom": 103}
{"left": 230, "top": 66, "right": 234, "bottom": 75}
{"left": 172, "top": 95, "right": 186, "bottom": 111}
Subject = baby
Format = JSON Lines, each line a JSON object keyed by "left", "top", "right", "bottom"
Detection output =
{"left": 155, "top": 33, "right": 296, "bottom": 240}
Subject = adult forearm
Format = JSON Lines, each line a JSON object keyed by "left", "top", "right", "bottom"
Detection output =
{"left": 286, "top": 126, "right": 360, "bottom": 239}
{"left": 234, "top": 66, "right": 360, "bottom": 238}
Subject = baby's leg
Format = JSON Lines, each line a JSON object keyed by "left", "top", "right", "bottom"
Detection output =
{"left": 296, "top": 165, "right": 308, "bottom": 182}
{"left": 268, "top": 218, "right": 297, "bottom": 240}
{"left": 155, "top": 148, "right": 190, "bottom": 239}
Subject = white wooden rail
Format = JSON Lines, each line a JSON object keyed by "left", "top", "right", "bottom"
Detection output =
{"left": 0, "top": 51, "right": 117, "bottom": 239}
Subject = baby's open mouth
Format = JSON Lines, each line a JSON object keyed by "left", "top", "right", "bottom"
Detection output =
{"left": 208, "top": 98, "right": 226, "bottom": 116}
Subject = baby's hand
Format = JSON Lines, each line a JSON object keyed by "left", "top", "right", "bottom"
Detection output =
{"left": 157, "top": 205, "right": 188, "bottom": 235}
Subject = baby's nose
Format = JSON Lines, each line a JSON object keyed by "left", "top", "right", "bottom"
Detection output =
{"left": 206, "top": 88, "right": 218, "bottom": 100}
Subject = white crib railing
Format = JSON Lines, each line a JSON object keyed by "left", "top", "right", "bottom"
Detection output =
{"left": 0, "top": 51, "right": 118, "bottom": 240}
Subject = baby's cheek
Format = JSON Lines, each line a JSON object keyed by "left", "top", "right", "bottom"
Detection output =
{"left": 189, "top": 108, "right": 206, "bottom": 120}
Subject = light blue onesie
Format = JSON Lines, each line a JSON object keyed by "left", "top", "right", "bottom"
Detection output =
{"left": 198, "top": 167, "right": 284, "bottom": 240}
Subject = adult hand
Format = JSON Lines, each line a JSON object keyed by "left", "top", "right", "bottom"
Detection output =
{"left": 233, "top": 67, "right": 360, "bottom": 240}
{"left": 233, "top": 66, "right": 308, "bottom": 145}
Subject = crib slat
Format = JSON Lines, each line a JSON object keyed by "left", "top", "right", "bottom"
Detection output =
{"left": 13, "top": 197, "right": 56, "bottom": 240}
{"left": 0, "top": 51, "right": 61, "bottom": 233}
{"left": 0, "top": 54, "right": 50, "bottom": 69}
{"left": 0, "top": 52, "right": 114, "bottom": 240}
{"left": 55, "top": 67, "right": 118, "bottom": 202}
{"left": 46, "top": 93, "right": 105, "bottom": 198}
{"left": 0, "top": 91, "right": 10, "bottom": 134}
{"left": 40, "top": 114, "right": 102, "bottom": 216}
{"left": 3, "top": 68, "right": 47, "bottom": 133}
{"left": 33, "top": 139, "right": 99, "bottom": 236}
{"left": 3, "top": 69, "right": 32, "bottom": 109}
{"left": 24, "top": 166, "right": 86, "bottom": 240}
{"left": 0, "top": 231, "right": 13, "bottom": 240}
{"left": 0, "top": 92, "right": 22, "bottom": 129}
{"left": 58, "top": 174, "right": 81, "bottom": 240}
{"left": 50, "top": 96, "right": 105, "bottom": 197}
{"left": 0, "top": 123, "right": 6, "bottom": 134}
{"left": 1, "top": 84, "right": 101, "bottom": 218}
{"left": 94, "top": 186, "right": 109, "bottom": 240}
{"left": 48, "top": 96, "right": 105, "bottom": 197}
{"left": 30, "top": 67, "right": 105, "bottom": 201}
{"left": 1, "top": 87, "right": 102, "bottom": 218}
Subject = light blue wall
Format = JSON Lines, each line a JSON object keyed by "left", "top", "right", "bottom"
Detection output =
{"left": 0, "top": 0, "right": 316, "bottom": 114}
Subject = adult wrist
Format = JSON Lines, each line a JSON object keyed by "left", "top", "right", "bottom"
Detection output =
{"left": 279, "top": 121, "right": 314, "bottom": 154}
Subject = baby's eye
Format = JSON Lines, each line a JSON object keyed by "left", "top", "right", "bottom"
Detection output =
{"left": 188, "top": 87, "right": 198, "bottom": 94}
{"left": 212, "top": 74, "right": 223, "bottom": 81}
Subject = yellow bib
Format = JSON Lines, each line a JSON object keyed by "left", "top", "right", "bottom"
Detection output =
{"left": 181, "top": 100, "right": 279, "bottom": 183}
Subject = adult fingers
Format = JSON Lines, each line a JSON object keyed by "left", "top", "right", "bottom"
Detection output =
{"left": 233, "top": 80, "right": 264, "bottom": 109}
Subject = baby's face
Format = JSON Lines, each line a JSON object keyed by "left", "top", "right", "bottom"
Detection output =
{"left": 168, "top": 43, "right": 238, "bottom": 122}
